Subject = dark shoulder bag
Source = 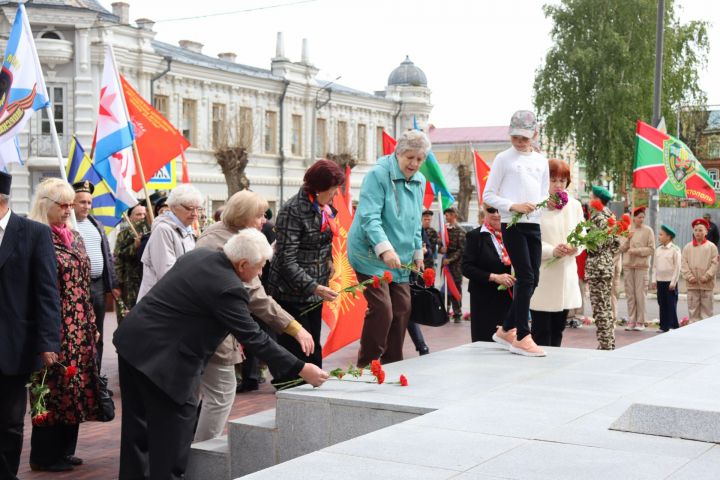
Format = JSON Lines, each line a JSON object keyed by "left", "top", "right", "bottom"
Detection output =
{"left": 409, "top": 272, "right": 448, "bottom": 327}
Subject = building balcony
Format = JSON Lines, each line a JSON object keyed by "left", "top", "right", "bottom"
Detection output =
{"left": 35, "top": 38, "right": 73, "bottom": 69}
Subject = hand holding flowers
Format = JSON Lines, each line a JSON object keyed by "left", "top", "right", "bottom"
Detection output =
{"left": 274, "top": 359, "right": 409, "bottom": 391}
{"left": 507, "top": 191, "right": 569, "bottom": 228}
{"left": 27, "top": 362, "right": 77, "bottom": 426}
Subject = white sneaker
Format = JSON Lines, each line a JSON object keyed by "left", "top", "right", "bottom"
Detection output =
{"left": 632, "top": 325, "right": 646, "bottom": 331}
{"left": 509, "top": 335, "right": 546, "bottom": 357}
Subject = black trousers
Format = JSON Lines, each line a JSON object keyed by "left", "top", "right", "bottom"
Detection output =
{"left": 530, "top": 309, "right": 569, "bottom": 347}
{"left": 657, "top": 281, "right": 679, "bottom": 331}
{"left": 241, "top": 317, "right": 275, "bottom": 384}
{"left": 118, "top": 356, "right": 197, "bottom": 480}
{"left": 90, "top": 278, "right": 106, "bottom": 373}
{"left": 406, "top": 321, "right": 427, "bottom": 351}
{"left": 270, "top": 301, "right": 322, "bottom": 386}
{"left": 29, "top": 423, "right": 78, "bottom": 467}
{"left": 501, "top": 223, "right": 542, "bottom": 340}
{"left": 0, "top": 375, "right": 27, "bottom": 479}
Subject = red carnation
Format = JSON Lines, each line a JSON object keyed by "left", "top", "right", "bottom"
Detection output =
{"left": 370, "top": 359, "right": 382, "bottom": 376}
{"left": 32, "top": 412, "right": 49, "bottom": 426}
{"left": 64, "top": 365, "right": 77, "bottom": 378}
{"left": 422, "top": 268, "right": 435, "bottom": 287}
{"left": 621, "top": 213, "right": 631, "bottom": 224}
{"left": 607, "top": 217, "right": 616, "bottom": 227}
{"left": 383, "top": 271, "right": 393, "bottom": 283}
{"left": 376, "top": 370, "right": 385, "bottom": 385}
{"left": 372, "top": 276, "right": 380, "bottom": 288}
{"left": 590, "top": 199, "right": 604, "bottom": 212}
{"left": 399, "top": 374, "right": 408, "bottom": 387}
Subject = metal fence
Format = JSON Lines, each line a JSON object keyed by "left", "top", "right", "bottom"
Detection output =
{"left": 658, "top": 207, "right": 718, "bottom": 247}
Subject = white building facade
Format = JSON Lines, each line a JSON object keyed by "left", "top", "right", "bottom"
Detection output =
{"left": 1, "top": 0, "right": 433, "bottom": 214}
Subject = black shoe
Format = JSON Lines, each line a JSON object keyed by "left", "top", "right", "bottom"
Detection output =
{"left": 453, "top": 317, "right": 462, "bottom": 324}
{"left": 65, "top": 455, "right": 83, "bottom": 466}
{"left": 237, "top": 379, "right": 259, "bottom": 393}
{"left": 30, "top": 460, "right": 74, "bottom": 472}
{"left": 418, "top": 346, "right": 430, "bottom": 356}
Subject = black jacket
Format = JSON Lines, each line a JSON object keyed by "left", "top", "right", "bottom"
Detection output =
{"left": 113, "top": 248, "right": 304, "bottom": 406}
{"left": 267, "top": 188, "right": 334, "bottom": 305}
{"left": 87, "top": 215, "right": 119, "bottom": 292}
{"left": 0, "top": 213, "right": 61, "bottom": 375}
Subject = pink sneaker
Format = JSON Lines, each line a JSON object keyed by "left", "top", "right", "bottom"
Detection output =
{"left": 492, "top": 326, "right": 517, "bottom": 350}
{"left": 509, "top": 335, "right": 546, "bottom": 357}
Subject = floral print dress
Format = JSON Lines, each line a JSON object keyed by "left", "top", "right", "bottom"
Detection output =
{"left": 29, "top": 231, "right": 101, "bottom": 425}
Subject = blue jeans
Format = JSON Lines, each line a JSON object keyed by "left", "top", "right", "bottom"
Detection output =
{"left": 501, "top": 223, "right": 541, "bottom": 340}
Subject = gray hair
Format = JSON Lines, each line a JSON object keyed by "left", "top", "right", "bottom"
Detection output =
{"left": 395, "top": 130, "right": 431, "bottom": 157}
{"left": 0, "top": 193, "right": 8, "bottom": 205}
{"left": 28, "top": 178, "right": 75, "bottom": 227}
{"left": 223, "top": 228, "right": 273, "bottom": 265}
{"left": 167, "top": 184, "right": 202, "bottom": 208}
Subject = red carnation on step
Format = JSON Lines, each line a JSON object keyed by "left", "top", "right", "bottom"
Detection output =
{"left": 399, "top": 375, "right": 408, "bottom": 387}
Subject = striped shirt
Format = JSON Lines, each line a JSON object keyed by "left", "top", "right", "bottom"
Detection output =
{"left": 76, "top": 218, "right": 104, "bottom": 279}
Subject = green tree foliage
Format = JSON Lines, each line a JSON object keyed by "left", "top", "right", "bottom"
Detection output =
{"left": 534, "top": 0, "right": 708, "bottom": 185}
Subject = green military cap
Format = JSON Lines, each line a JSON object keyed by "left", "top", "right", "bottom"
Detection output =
{"left": 660, "top": 224, "right": 676, "bottom": 238}
{"left": 591, "top": 185, "right": 612, "bottom": 203}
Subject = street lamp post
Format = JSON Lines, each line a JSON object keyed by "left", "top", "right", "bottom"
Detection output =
{"left": 647, "top": 0, "right": 665, "bottom": 237}
{"left": 310, "top": 76, "right": 341, "bottom": 162}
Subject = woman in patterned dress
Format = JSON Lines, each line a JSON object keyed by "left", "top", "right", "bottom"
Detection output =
{"left": 27, "top": 178, "right": 101, "bottom": 472}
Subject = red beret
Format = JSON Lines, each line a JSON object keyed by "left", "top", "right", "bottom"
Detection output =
{"left": 692, "top": 218, "right": 710, "bottom": 229}
{"left": 632, "top": 206, "right": 646, "bottom": 216}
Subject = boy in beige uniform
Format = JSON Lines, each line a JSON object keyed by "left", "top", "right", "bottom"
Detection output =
{"left": 681, "top": 218, "right": 718, "bottom": 323}
{"left": 619, "top": 207, "right": 655, "bottom": 331}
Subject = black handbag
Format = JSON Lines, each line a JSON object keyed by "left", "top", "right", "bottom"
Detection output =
{"left": 409, "top": 273, "right": 448, "bottom": 327}
{"left": 96, "top": 374, "right": 115, "bottom": 422}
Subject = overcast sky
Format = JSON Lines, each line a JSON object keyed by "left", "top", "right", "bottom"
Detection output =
{"left": 100, "top": 0, "right": 719, "bottom": 127}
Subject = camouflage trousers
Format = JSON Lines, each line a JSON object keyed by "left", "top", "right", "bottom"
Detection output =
{"left": 588, "top": 276, "right": 615, "bottom": 350}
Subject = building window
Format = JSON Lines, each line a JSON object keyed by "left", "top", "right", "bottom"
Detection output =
{"left": 238, "top": 107, "right": 253, "bottom": 151}
{"left": 182, "top": 99, "right": 196, "bottom": 145}
{"left": 153, "top": 95, "right": 169, "bottom": 118}
{"left": 264, "top": 111, "right": 278, "bottom": 154}
{"left": 211, "top": 103, "right": 226, "bottom": 149}
{"left": 357, "top": 123, "right": 367, "bottom": 161}
{"left": 708, "top": 168, "right": 720, "bottom": 192}
{"left": 41, "top": 86, "right": 64, "bottom": 135}
{"left": 709, "top": 139, "right": 720, "bottom": 159}
{"left": 336, "top": 120, "right": 348, "bottom": 153}
{"left": 291, "top": 114, "right": 302, "bottom": 156}
{"left": 316, "top": 118, "right": 327, "bottom": 158}
{"left": 376, "top": 126, "right": 385, "bottom": 157}
{"left": 41, "top": 31, "right": 61, "bottom": 40}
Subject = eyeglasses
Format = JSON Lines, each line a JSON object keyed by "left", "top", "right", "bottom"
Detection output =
{"left": 485, "top": 207, "right": 498, "bottom": 214}
{"left": 180, "top": 204, "right": 202, "bottom": 212}
{"left": 45, "top": 197, "right": 75, "bottom": 210}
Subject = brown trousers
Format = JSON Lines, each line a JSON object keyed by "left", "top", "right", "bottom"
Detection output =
{"left": 687, "top": 289, "right": 714, "bottom": 323}
{"left": 356, "top": 273, "right": 411, "bottom": 367}
{"left": 624, "top": 268, "right": 649, "bottom": 327}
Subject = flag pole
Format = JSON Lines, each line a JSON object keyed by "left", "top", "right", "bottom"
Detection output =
{"left": 19, "top": 1, "right": 66, "bottom": 182}
{"left": 438, "top": 191, "right": 447, "bottom": 308}
{"left": 107, "top": 45, "right": 155, "bottom": 224}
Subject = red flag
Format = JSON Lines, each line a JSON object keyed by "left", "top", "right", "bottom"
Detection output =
{"left": 442, "top": 266, "right": 462, "bottom": 301}
{"left": 382, "top": 129, "right": 397, "bottom": 155}
{"left": 180, "top": 149, "right": 190, "bottom": 184}
{"left": 473, "top": 150, "right": 490, "bottom": 206}
{"left": 422, "top": 182, "right": 435, "bottom": 209}
{"left": 321, "top": 191, "right": 367, "bottom": 358}
{"left": 344, "top": 165, "right": 352, "bottom": 215}
{"left": 120, "top": 75, "right": 191, "bottom": 191}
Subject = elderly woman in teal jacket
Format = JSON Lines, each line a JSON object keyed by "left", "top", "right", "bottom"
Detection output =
{"left": 348, "top": 130, "right": 429, "bottom": 367}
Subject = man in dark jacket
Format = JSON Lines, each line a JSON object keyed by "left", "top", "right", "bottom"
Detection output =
{"left": 113, "top": 229, "right": 327, "bottom": 480}
{"left": 703, "top": 213, "right": 719, "bottom": 247}
{"left": 72, "top": 181, "right": 120, "bottom": 372}
{"left": 0, "top": 172, "right": 61, "bottom": 480}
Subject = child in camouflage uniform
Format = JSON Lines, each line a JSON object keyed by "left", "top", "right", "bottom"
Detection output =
{"left": 586, "top": 186, "right": 621, "bottom": 350}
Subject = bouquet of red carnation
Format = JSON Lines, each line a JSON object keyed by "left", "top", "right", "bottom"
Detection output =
{"left": 507, "top": 191, "right": 569, "bottom": 228}
{"left": 27, "top": 363, "right": 77, "bottom": 426}
{"left": 301, "top": 270, "right": 395, "bottom": 315}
